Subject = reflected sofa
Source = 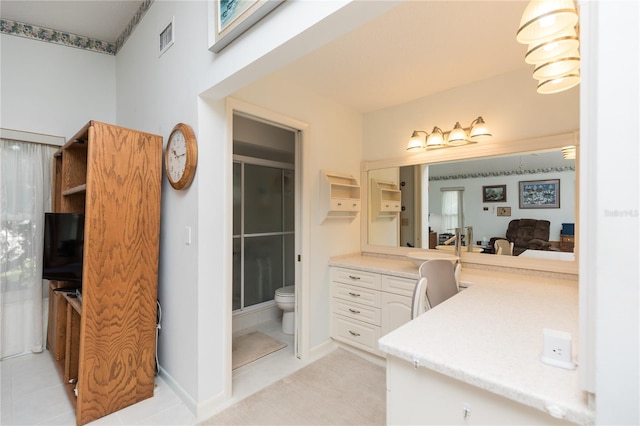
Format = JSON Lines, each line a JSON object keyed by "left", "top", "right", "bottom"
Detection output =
{"left": 489, "top": 218, "right": 551, "bottom": 256}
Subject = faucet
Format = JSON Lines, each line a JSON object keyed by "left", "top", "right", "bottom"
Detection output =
{"left": 454, "top": 228, "right": 462, "bottom": 257}
{"left": 465, "top": 226, "right": 473, "bottom": 252}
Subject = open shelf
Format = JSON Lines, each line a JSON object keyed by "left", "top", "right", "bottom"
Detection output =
{"left": 371, "top": 179, "right": 401, "bottom": 217}
{"left": 319, "top": 170, "right": 361, "bottom": 220}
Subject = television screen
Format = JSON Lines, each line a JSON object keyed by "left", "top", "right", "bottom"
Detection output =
{"left": 42, "top": 212, "right": 84, "bottom": 282}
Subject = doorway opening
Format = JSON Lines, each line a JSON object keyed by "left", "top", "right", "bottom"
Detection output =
{"left": 231, "top": 112, "right": 302, "bottom": 386}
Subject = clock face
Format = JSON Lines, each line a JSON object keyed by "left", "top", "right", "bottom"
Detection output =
{"left": 168, "top": 130, "right": 187, "bottom": 182}
{"left": 165, "top": 123, "right": 197, "bottom": 190}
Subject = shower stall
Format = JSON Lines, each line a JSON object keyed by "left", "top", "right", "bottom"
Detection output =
{"left": 232, "top": 159, "right": 295, "bottom": 312}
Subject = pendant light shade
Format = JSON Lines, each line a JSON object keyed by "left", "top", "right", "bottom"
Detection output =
{"left": 537, "top": 73, "right": 581, "bottom": 94}
{"left": 517, "top": 0, "right": 579, "bottom": 44}
{"left": 447, "top": 122, "right": 468, "bottom": 146}
{"left": 469, "top": 116, "right": 492, "bottom": 142}
{"left": 517, "top": 0, "right": 581, "bottom": 95}
{"left": 561, "top": 145, "right": 576, "bottom": 159}
{"left": 426, "top": 127, "right": 445, "bottom": 148}
{"left": 525, "top": 28, "right": 579, "bottom": 64}
{"left": 407, "top": 131, "right": 426, "bottom": 151}
{"left": 532, "top": 51, "right": 580, "bottom": 80}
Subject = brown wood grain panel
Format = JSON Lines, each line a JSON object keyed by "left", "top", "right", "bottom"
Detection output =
{"left": 74, "top": 122, "right": 161, "bottom": 425}
{"left": 47, "top": 282, "right": 68, "bottom": 360}
{"left": 64, "top": 302, "right": 81, "bottom": 382}
{"left": 48, "top": 121, "right": 161, "bottom": 425}
{"left": 53, "top": 155, "right": 63, "bottom": 212}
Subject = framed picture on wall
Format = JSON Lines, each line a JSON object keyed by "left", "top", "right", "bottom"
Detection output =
{"left": 497, "top": 206, "right": 511, "bottom": 216}
{"left": 519, "top": 179, "right": 560, "bottom": 209}
{"left": 482, "top": 184, "right": 506, "bottom": 202}
{"left": 208, "top": 0, "right": 284, "bottom": 53}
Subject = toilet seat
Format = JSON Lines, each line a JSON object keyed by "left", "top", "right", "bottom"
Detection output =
{"left": 275, "top": 285, "right": 294, "bottom": 298}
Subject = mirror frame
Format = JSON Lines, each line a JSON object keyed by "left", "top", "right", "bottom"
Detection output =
{"left": 360, "top": 131, "right": 579, "bottom": 275}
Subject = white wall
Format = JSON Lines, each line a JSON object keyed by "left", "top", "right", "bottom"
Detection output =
{"left": 362, "top": 67, "right": 579, "bottom": 163}
{"left": 113, "top": 0, "right": 376, "bottom": 414}
{"left": 0, "top": 35, "right": 116, "bottom": 138}
{"left": 580, "top": 1, "right": 639, "bottom": 424}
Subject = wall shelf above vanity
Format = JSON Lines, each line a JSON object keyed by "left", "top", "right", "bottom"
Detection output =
{"left": 371, "top": 179, "right": 401, "bottom": 217}
{"left": 320, "top": 170, "right": 361, "bottom": 220}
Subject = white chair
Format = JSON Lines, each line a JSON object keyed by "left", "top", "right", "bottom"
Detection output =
{"left": 494, "top": 239, "right": 514, "bottom": 256}
{"left": 411, "top": 259, "right": 461, "bottom": 318}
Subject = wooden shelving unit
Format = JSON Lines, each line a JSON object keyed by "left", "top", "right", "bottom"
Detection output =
{"left": 46, "top": 121, "right": 162, "bottom": 425}
{"left": 319, "top": 170, "right": 361, "bottom": 220}
{"left": 370, "top": 179, "right": 401, "bottom": 218}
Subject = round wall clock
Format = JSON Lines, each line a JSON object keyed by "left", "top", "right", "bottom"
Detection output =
{"left": 165, "top": 123, "right": 198, "bottom": 190}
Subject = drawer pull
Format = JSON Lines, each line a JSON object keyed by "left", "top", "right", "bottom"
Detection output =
{"left": 348, "top": 275, "right": 361, "bottom": 280}
{"left": 348, "top": 292, "right": 361, "bottom": 297}
{"left": 348, "top": 330, "right": 361, "bottom": 337}
{"left": 348, "top": 308, "right": 361, "bottom": 314}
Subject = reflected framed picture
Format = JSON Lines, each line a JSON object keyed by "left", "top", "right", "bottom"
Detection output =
{"left": 497, "top": 206, "right": 511, "bottom": 217}
{"left": 208, "top": 0, "right": 284, "bottom": 53}
{"left": 482, "top": 184, "right": 506, "bottom": 202}
{"left": 519, "top": 179, "right": 560, "bottom": 209}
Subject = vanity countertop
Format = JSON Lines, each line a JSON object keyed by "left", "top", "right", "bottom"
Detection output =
{"left": 330, "top": 253, "right": 593, "bottom": 424}
{"left": 328, "top": 252, "right": 420, "bottom": 279}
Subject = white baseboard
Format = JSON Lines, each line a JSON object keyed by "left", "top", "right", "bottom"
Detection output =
{"left": 158, "top": 366, "right": 198, "bottom": 415}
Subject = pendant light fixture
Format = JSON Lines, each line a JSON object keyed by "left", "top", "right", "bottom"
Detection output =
{"left": 516, "top": 0, "right": 578, "bottom": 44}
{"left": 517, "top": 0, "right": 581, "bottom": 94}
{"left": 406, "top": 117, "right": 491, "bottom": 151}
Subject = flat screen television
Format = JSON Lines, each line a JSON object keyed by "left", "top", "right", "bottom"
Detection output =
{"left": 42, "top": 212, "right": 85, "bottom": 282}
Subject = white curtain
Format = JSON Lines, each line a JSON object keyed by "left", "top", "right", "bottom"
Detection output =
{"left": 441, "top": 188, "right": 464, "bottom": 232}
{"left": 0, "top": 139, "right": 56, "bottom": 359}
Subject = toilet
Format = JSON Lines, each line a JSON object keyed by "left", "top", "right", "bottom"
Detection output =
{"left": 274, "top": 285, "right": 295, "bottom": 335}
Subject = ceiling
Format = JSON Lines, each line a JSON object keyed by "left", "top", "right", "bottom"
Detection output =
{"left": 0, "top": 1, "right": 531, "bottom": 113}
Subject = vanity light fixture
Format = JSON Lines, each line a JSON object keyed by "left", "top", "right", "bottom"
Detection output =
{"left": 517, "top": 0, "right": 581, "bottom": 94}
{"left": 407, "top": 116, "right": 492, "bottom": 151}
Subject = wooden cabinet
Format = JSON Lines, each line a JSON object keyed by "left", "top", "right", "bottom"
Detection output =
{"left": 330, "top": 267, "right": 413, "bottom": 356}
{"left": 559, "top": 234, "right": 575, "bottom": 252}
{"left": 319, "top": 170, "right": 361, "bottom": 220}
{"left": 429, "top": 231, "right": 437, "bottom": 249}
{"left": 46, "top": 121, "right": 162, "bottom": 425}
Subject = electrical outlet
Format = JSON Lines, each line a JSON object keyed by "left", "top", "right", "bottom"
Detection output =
{"left": 540, "top": 328, "right": 575, "bottom": 369}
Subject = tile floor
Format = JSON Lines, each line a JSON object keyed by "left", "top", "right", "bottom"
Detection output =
{"left": 1, "top": 319, "right": 308, "bottom": 425}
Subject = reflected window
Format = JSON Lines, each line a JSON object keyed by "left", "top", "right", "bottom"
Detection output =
{"left": 441, "top": 187, "right": 464, "bottom": 231}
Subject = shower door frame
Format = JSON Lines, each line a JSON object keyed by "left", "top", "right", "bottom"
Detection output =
{"left": 232, "top": 156, "right": 295, "bottom": 314}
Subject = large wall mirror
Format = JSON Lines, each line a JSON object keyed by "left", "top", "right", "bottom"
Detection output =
{"left": 361, "top": 132, "right": 579, "bottom": 274}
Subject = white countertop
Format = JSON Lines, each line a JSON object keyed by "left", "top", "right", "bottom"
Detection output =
{"left": 330, "top": 254, "right": 593, "bottom": 425}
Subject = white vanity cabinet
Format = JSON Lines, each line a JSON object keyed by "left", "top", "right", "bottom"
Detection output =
{"left": 330, "top": 266, "right": 414, "bottom": 356}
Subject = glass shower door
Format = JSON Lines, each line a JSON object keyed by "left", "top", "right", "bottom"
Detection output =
{"left": 233, "top": 162, "right": 294, "bottom": 311}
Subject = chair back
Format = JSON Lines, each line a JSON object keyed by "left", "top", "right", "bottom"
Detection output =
{"left": 416, "top": 259, "right": 460, "bottom": 311}
{"left": 494, "top": 239, "right": 514, "bottom": 255}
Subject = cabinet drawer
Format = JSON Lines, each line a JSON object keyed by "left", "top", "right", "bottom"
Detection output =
{"left": 380, "top": 201, "right": 401, "bottom": 212}
{"left": 331, "top": 267, "right": 381, "bottom": 290}
{"left": 332, "top": 298, "right": 381, "bottom": 326}
{"left": 381, "top": 275, "right": 416, "bottom": 297}
{"left": 332, "top": 315, "right": 381, "bottom": 353}
{"left": 330, "top": 198, "right": 361, "bottom": 212}
{"left": 333, "top": 283, "right": 381, "bottom": 307}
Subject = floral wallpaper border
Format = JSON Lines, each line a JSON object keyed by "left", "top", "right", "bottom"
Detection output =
{"left": 429, "top": 166, "right": 575, "bottom": 181}
{"left": 0, "top": 0, "right": 153, "bottom": 55}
